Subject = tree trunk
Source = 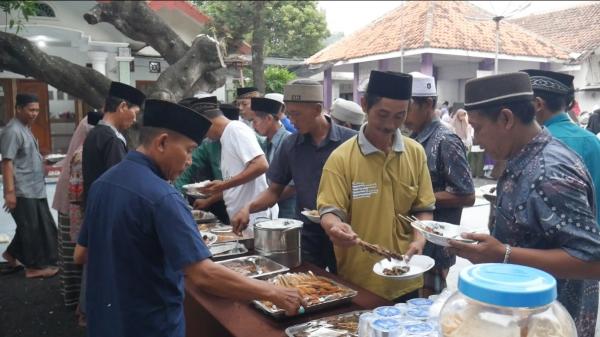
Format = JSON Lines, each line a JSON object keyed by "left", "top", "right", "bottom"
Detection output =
{"left": 84, "top": 1, "right": 226, "bottom": 93}
{"left": 1, "top": 2, "right": 227, "bottom": 110}
{"left": 149, "top": 35, "right": 226, "bottom": 101}
{"left": 0, "top": 31, "right": 110, "bottom": 109}
{"left": 251, "top": 1, "right": 267, "bottom": 93}
{"left": 84, "top": 1, "right": 188, "bottom": 65}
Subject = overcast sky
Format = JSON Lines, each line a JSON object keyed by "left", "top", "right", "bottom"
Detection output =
{"left": 318, "top": 1, "right": 596, "bottom": 35}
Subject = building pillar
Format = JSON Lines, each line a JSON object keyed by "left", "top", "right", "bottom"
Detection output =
{"left": 420, "top": 53, "right": 433, "bottom": 76}
{"left": 87, "top": 51, "right": 108, "bottom": 76}
{"left": 432, "top": 65, "right": 439, "bottom": 82}
{"left": 540, "top": 62, "right": 551, "bottom": 71}
{"left": 378, "top": 59, "right": 390, "bottom": 71}
{"left": 115, "top": 56, "right": 134, "bottom": 85}
{"left": 324, "top": 67, "right": 332, "bottom": 111}
{"left": 353, "top": 63, "right": 360, "bottom": 104}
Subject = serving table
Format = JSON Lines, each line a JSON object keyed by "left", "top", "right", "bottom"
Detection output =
{"left": 184, "top": 263, "right": 392, "bottom": 337}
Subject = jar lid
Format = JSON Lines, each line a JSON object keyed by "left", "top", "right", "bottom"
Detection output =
{"left": 254, "top": 218, "right": 303, "bottom": 230}
{"left": 459, "top": 263, "right": 557, "bottom": 307}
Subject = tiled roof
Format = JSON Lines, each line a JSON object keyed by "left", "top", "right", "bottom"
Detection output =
{"left": 307, "top": 1, "right": 570, "bottom": 65}
{"left": 510, "top": 3, "right": 600, "bottom": 55}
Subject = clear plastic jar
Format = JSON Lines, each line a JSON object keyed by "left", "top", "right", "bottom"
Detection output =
{"left": 439, "top": 264, "right": 576, "bottom": 337}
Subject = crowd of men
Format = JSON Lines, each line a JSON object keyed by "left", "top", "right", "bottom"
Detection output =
{"left": 2, "top": 68, "right": 600, "bottom": 337}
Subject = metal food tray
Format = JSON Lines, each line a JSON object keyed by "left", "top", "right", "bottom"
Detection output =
{"left": 217, "top": 255, "right": 289, "bottom": 279}
{"left": 252, "top": 275, "right": 358, "bottom": 318}
{"left": 284, "top": 310, "right": 368, "bottom": 337}
{"left": 210, "top": 242, "right": 249, "bottom": 260}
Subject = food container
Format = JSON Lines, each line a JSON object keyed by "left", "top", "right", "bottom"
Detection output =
{"left": 285, "top": 310, "right": 368, "bottom": 337}
{"left": 254, "top": 218, "right": 303, "bottom": 268}
{"left": 439, "top": 263, "right": 576, "bottom": 337}
{"left": 209, "top": 242, "right": 249, "bottom": 260}
{"left": 253, "top": 272, "right": 358, "bottom": 318}
{"left": 216, "top": 255, "right": 289, "bottom": 279}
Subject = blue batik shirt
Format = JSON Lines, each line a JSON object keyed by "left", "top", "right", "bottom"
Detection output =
{"left": 412, "top": 119, "right": 474, "bottom": 225}
{"left": 78, "top": 151, "right": 211, "bottom": 337}
{"left": 544, "top": 112, "right": 600, "bottom": 223}
{"left": 494, "top": 128, "right": 600, "bottom": 337}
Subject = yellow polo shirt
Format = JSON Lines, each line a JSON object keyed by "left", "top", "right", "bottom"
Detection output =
{"left": 317, "top": 125, "right": 435, "bottom": 300}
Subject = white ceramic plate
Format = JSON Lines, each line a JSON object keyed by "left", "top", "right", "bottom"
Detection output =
{"left": 192, "top": 210, "right": 218, "bottom": 223}
{"left": 300, "top": 210, "right": 320, "bottom": 223}
{"left": 373, "top": 255, "right": 435, "bottom": 280}
{"left": 411, "top": 220, "right": 477, "bottom": 247}
{"left": 200, "top": 231, "right": 218, "bottom": 246}
{"left": 478, "top": 184, "right": 497, "bottom": 197}
{"left": 182, "top": 181, "right": 211, "bottom": 199}
{"left": 210, "top": 225, "right": 233, "bottom": 234}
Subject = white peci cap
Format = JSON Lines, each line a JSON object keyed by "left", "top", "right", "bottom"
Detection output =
{"left": 409, "top": 71, "right": 437, "bottom": 97}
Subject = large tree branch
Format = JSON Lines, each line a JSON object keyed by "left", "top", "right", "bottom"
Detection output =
{"left": 84, "top": 1, "right": 226, "bottom": 95}
{"left": 0, "top": 31, "right": 110, "bottom": 108}
{"left": 150, "top": 35, "right": 226, "bottom": 101}
{"left": 84, "top": 1, "right": 188, "bottom": 64}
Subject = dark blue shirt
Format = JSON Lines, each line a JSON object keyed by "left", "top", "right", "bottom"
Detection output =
{"left": 494, "top": 129, "right": 600, "bottom": 337}
{"left": 412, "top": 120, "right": 474, "bottom": 225}
{"left": 268, "top": 117, "right": 356, "bottom": 228}
{"left": 78, "top": 151, "right": 211, "bottom": 337}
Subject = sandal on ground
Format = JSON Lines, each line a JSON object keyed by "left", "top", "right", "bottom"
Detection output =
{"left": 25, "top": 267, "right": 59, "bottom": 279}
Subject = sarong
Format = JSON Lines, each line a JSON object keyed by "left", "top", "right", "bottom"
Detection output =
{"left": 58, "top": 212, "right": 82, "bottom": 308}
{"left": 6, "top": 197, "right": 58, "bottom": 268}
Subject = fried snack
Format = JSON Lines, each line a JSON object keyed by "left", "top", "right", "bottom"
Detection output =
{"left": 306, "top": 209, "right": 319, "bottom": 217}
{"left": 358, "top": 239, "right": 404, "bottom": 261}
{"left": 261, "top": 272, "right": 353, "bottom": 309}
{"left": 383, "top": 265, "right": 410, "bottom": 276}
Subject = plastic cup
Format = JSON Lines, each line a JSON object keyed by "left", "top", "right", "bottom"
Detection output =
{"left": 370, "top": 318, "right": 403, "bottom": 337}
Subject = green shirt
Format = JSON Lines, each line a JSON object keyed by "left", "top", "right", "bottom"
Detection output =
{"left": 174, "top": 139, "right": 223, "bottom": 191}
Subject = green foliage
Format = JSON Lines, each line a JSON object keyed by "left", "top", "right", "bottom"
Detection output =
{"left": 1, "top": 0, "right": 37, "bottom": 33}
{"left": 264, "top": 66, "right": 296, "bottom": 93}
{"left": 196, "top": 1, "right": 329, "bottom": 58}
{"left": 239, "top": 66, "right": 296, "bottom": 94}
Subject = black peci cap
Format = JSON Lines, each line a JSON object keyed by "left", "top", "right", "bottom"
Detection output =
{"left": 251, "top": 97, "right": 283, "bottom": 116}
{"left": 143, "top": 99, "right": 212, "bottom": 144}
{"left": 108, "top": 82, "right": 146, "bottom": 107}
{"left": 464, "top": 73, "right": 533, "bottom": 110}
{"left": 366, "top": 70, "right": 413, "bottom": 100}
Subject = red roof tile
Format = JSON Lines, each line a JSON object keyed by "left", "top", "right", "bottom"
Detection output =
{"left": 511, "top": 3, "right": 600, "bottom": 55}
{"left": 307, "top": 1, "right": 570, "bottom": 65}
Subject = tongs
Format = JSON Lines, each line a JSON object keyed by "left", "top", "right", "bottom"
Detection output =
{"left": 357, "top": 239, "right": 409, "bottom": 266}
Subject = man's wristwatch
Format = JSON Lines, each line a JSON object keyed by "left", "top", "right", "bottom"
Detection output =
{"left": 503, "top": 244, "right": 512, "bottom": 263}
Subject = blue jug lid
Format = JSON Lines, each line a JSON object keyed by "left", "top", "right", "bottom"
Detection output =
{"left": 459, "top": 263, "right": 557, "bottom": 307}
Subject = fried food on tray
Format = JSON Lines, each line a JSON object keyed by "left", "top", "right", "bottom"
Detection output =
{"left": 290, "top": 311, "right": 363, "bottom": 337}
{"left": 221, "top": 261, "right": 257, "bottom": 277}
{"left": 260, "top": 271, "right": 353, "bottom": 308}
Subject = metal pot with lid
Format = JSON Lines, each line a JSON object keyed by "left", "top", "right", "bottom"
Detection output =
{"left": 254, "top": 218, "right": 303, "bottom": 268}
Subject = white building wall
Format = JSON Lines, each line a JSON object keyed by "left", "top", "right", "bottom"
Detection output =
{"left": 131, "top": 57, "right": 169, "bottom": 83}
{"left": 569, "top": 53, "right": 600, "bottom": 112}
